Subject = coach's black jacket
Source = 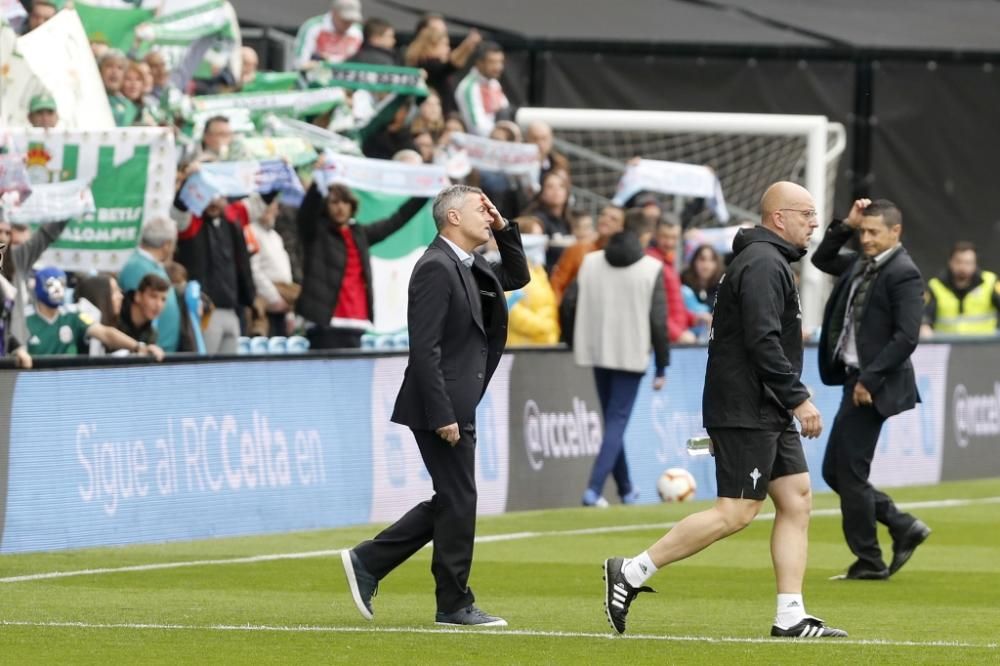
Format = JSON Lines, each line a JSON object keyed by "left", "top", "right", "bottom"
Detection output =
{"left": 812, "top": 219, "right": 923, "bottom": 418}
{"left": 392, "top": 224, "right": 530, "bottom": 432}
{"left": 703, "top": 226, "right": 811, "bottom": 430}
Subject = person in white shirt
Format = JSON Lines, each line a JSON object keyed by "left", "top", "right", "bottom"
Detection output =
{"left": 454, "top": 42, "right": 509, "bottom": 137}
{"left": 247, "top": 193, "right": 296, "bottom": 336}
{"left": 293, "top": 0, "right": 365, "bottom": 70}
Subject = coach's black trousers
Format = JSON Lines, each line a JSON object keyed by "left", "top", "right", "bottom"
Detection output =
{"left": 822, "top": 376, "right": 915, "bottom": 571}
{"left": 353, "top": 426, "right": 477, "bottom": 614}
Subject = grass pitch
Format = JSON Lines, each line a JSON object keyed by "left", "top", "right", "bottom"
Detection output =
{"left": 2, "top": 479, "right": 999, "bottom": 664}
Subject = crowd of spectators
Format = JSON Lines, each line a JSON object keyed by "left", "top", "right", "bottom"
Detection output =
{"left": 3, "top": 0, "right": 994, "bottom": 367}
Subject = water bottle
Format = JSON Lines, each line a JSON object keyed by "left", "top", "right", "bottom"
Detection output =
{"left": 286, "top": 335, "right": 310, "bottom": 353}
{"left": 250, "top": 336, "right": 269, "bottom": 355}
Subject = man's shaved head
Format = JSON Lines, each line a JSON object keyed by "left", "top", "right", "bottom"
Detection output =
{"left": 760, "top": 181, "right": 818, "bottom": 250}
{"left": 761, "top": 181, "right": 813, "bottom": 220}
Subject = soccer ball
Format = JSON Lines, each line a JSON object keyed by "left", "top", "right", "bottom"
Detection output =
{"left": 657, "top": 468, "right": 697, "bottom": 502}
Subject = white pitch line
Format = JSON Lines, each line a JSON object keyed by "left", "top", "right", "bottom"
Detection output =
{"left": 0, "top": 550, "right": 345, "bottom": 584}
{"left": 0, "top": 620, "right": 995, "bottom": 650}
{"left": 3, "top": 496, "right": 998, "bottom": 585}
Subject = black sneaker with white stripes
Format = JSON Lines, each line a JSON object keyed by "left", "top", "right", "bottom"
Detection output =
{"left": 771, "top": 615, "right": 848, "bottom": 638}
{"left": 603, "top": 557, "right": 655, "bottom": 635}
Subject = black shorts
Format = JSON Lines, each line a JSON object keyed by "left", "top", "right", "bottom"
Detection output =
{"left": 707, "top": 427, "right": 808, "bottom": 500}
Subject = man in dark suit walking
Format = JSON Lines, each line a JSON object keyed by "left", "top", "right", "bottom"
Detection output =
{"left": 813, "top": 198, "right": 931, "bottom": 581}
{"left": 341, "top": 184, "right": 530, "bottom": 626}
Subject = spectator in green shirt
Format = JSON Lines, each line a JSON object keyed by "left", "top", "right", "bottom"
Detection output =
{"left": 26, "top": 267, "right": 164, "bottom": 360}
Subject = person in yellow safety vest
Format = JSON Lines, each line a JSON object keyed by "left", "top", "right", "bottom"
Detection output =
{"left": 921, "top": 241, "right": 1000, "bottom": 338}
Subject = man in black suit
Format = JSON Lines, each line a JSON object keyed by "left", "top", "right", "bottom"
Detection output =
{"left": 813, "top": 198, "right": 931, "bottom": 581}
{"left": 341, "top": 184, "right": 530, "bottom": 626}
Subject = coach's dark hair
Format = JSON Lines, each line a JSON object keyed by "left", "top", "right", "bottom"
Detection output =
{"left": 862, "top": 199, "right": 902, "bottom": 228}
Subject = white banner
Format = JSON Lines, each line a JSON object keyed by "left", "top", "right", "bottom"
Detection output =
{"left": 14, "top": 10, "right": 116, "bottom": 130}
{"left": 190, "top": 87, "right": 345, "bottom": 115}
{"left": 8, "top": 180, "right": 96, "bottom": 225}
{"left": 447, "top": 132, "right": 540, "bottom": 184}
{"left": 263, "top": 114, "right": 361, "bottom": 157}
{"left": 313, "top": 152, "right": 449, "bottom": 198}
{"left": 0, "top": 18, "right": 44, "bottom": 129}
{"left": 613, "top": 158, "right": 730, "bottom": 222}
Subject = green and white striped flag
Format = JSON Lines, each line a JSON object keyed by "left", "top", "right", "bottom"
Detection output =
{"left": 76, "top": 0, "right": 235, "bottom": 75}
{"left": 305, "top": 62, "right": 428, "bottom": 97}
{"left": 189, "top": 87, "right": 347, "bottom": 125}
{"left": 143, "top": 0, "right": 230, "bottom": 44}
{"left": 6, "top": 127, "right": 176, "bottom": 272}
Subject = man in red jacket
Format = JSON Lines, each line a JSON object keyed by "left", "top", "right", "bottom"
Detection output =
{"left": 645, "top": 215, "right": 698, "bottom": 344}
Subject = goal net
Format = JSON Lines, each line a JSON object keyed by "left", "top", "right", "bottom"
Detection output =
{"left": 516, "top": 108, "right": 847, "bottom": 330}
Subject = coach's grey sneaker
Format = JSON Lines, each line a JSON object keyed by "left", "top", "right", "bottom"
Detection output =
{"left": 771, "top": 615, "right": 848, "bottom": 638}
{"left": 603, "top": 557, "right": 655, "bottom": 635}
{"left": 435, "top": 605, "right": 507, "bottom": 627}
{"left": 341, "top": 549, "right": 378, "bottom": 620}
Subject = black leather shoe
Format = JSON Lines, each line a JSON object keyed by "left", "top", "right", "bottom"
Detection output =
{"left": 341, "top": 549, "right": 378, "bottom": 620}
{"left": 890, "top": 519, "right": 931, "bottom": 576}
{"left": 435, "top": 605, "right": 507, "bottom": 627}
{"left": 830, "top": 560, "right": 889, "bottom": 580}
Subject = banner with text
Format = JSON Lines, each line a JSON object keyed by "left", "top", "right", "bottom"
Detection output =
{"left": 447, "top": 132, "right": 540, "bottom": 186}
{"left": 306, "top": 62, "right": 428, "bottom": 97}
{"left": 507, "top": 344, "right": 951, "bottom": 509}
{"left": 6, "top": 128, "right": 176, "bottom": 272}
{"left": 942, "top": 341, "right": 1000, "bottom": 480}
{"left": 0, "top": 360, "right": 375, "bottom": 553}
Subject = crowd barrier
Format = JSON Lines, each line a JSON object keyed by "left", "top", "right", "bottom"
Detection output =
{"left": 1, "top": 340, "right": 997, "bottom": 554}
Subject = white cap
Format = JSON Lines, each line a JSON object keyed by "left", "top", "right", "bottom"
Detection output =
{"left": 331, "top": 0, "right": 362, "bottom": 22}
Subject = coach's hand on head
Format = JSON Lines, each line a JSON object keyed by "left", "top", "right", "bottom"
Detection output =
{"left": 792, "top": 398, "right": 822, "bottom": 438}
{"left": 480, "top": 194, "right": 506, "bottom": 231}
{"left": 844, "top": 198, "right": 872, "bottom": 230}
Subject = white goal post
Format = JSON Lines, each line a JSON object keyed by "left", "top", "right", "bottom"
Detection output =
{"left": 515, "top": 107, "right": 847, "bottom": 332}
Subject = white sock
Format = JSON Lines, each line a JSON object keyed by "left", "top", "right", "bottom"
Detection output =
{"left": 775, "top": 593, "right": 806, "bottom": 628}
{"left": 621, "top": 551, "right": 658, "bottom": 587}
